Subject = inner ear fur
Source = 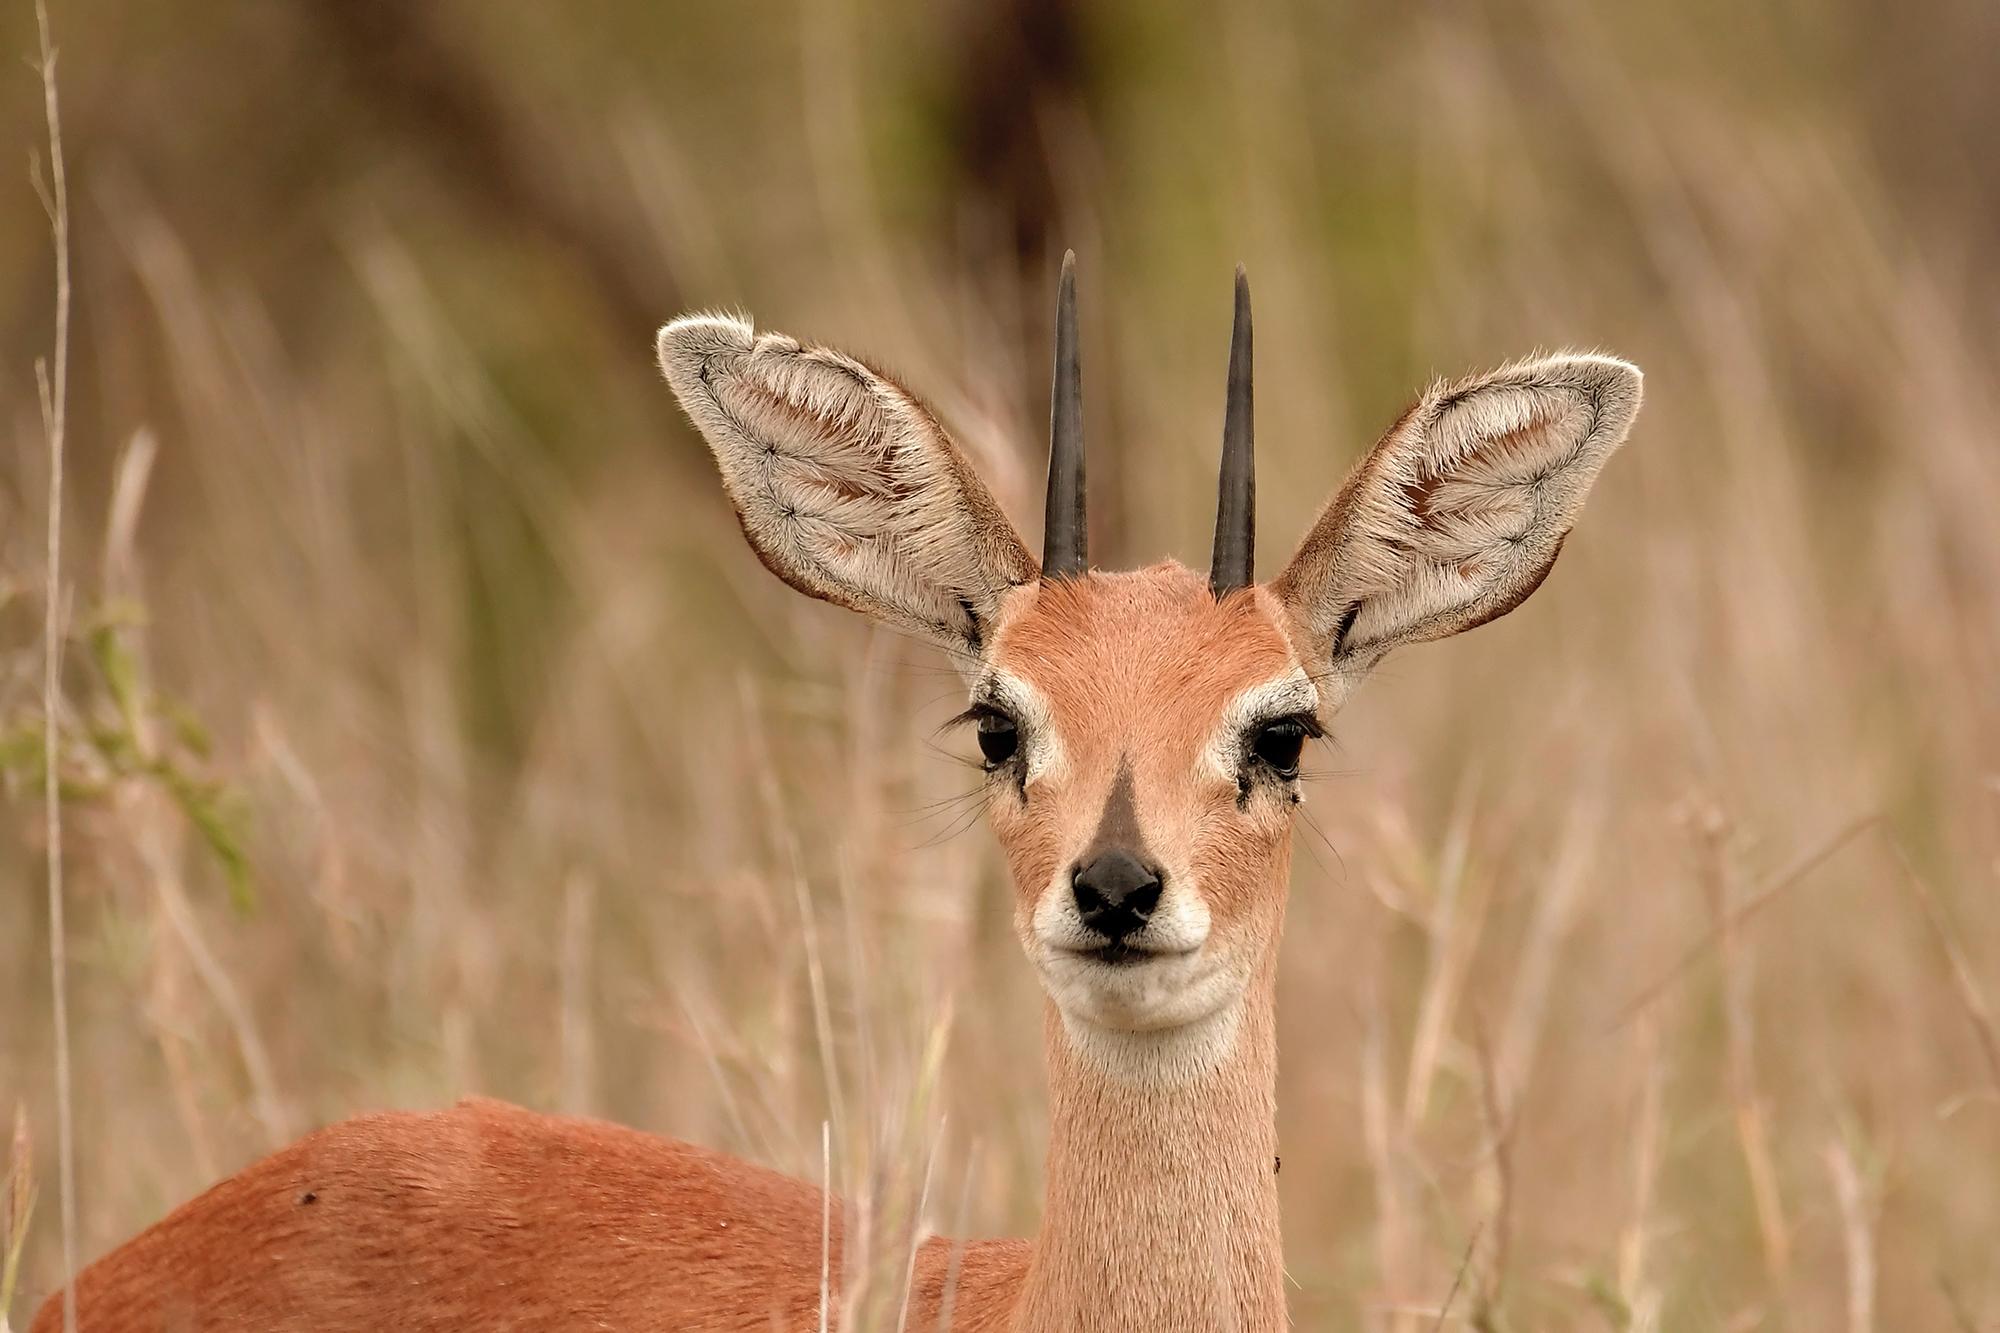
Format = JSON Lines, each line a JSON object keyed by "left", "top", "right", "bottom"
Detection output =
{"left": 1271, "top": 352, "right": 1642, "bottom": 672}
{"left": 659, "top": 314, "right": 1036, "bottom": 656}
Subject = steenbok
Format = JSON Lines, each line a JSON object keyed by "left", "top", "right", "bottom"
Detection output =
{"left": 37, "top": 255, "right": 1640, "bottom": 1331}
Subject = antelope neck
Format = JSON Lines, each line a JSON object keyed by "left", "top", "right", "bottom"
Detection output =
{"left": 1013, "top": 945, "right": 1286, "bottom": 1331}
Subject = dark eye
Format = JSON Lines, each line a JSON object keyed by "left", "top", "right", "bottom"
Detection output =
{"left": 976, "top": 711, "right": 1020, "bottom": 767}
{"left": 1250, "top": 718, "right": 1309, "bottom": 778}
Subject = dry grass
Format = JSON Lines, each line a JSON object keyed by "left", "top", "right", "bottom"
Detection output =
{"left": 2, "top": 2, "right": 1997, "bottom": 1329}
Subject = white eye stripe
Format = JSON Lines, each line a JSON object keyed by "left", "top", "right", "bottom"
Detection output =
{"left": 976, "top": 668, "right": 1315, "bottom": 785}
{"left": 1199, "top": 669, "right": 1319, "bottom": 781}
{"left": 974, "top": 668, "right": 1067, "bottom": 785}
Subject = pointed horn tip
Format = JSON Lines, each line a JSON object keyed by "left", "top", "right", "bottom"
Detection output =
{"left": 1211, "top": 261, "right": 1256, "bottom": 597}
{"left": 1061, "top": 249, "right": 1078, "bottom": 278}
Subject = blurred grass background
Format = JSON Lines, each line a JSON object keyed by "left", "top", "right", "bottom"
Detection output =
{"left": 2, "top": 0, "right": 1998, "bottom": 1327}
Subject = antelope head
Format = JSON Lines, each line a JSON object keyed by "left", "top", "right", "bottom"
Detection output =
{"left": 658, "top": 256, "right": 1641, "bottom": 1076}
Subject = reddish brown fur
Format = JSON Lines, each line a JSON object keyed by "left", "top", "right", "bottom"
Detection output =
{"left": 31, "top": 1098, "right": 1029, "bottom": 1332}
{"left": 977, "top": 564, "right": 1300, "bottom": 1331}
{"left": 985, "top": 564, "right": 1302, "bottom": 938}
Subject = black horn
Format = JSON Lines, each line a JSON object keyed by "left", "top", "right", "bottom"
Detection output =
{"left": 1042, "top": 250, "right": 1087, "bottom": 579}
{"left": 1210, "top": 266, "right": 1255, "bottom": 596}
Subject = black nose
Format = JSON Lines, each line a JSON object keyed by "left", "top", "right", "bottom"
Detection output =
{"left": 1071, "top": 850, "right": 1163, "bottom": 942}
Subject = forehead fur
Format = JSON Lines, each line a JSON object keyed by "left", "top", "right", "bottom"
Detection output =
{"left": 988, "top": 562, "right": 1299, "bottom": 728}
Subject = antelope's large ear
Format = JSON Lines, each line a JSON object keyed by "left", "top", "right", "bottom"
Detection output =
{"left": 659, "top": 314, "right": 1037, "bottom": 659}
{"left": 1270, "top": 353, "right": 1642, "bottom": 681}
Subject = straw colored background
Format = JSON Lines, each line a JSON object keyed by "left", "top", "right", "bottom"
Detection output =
{"left": 3, "top": 2, "right": 1997, "bottom": 1328}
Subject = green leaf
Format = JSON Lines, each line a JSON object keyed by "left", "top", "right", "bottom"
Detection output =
{"left": 87, "top": 622, "right": 145, "bottom": 740}
{"left": 153, "top": 762, "right": 257, "bottom": 914}
{"left": 161, "top": 693, "right": 213, "bottom": 759}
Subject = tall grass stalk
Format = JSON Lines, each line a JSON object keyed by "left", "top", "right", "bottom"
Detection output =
{"left": 30, "top": 4, "right": 76, "bottom": 1329}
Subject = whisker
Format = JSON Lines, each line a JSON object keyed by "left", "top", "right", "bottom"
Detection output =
{"left": 894, "top": 786, "right": 987, "bottom": 825}
{"left": 914, "top": 802, "right": 989, "bottom": 850}
{"left": 1296, "top": 806, "right": 1351, "bottom": 888}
